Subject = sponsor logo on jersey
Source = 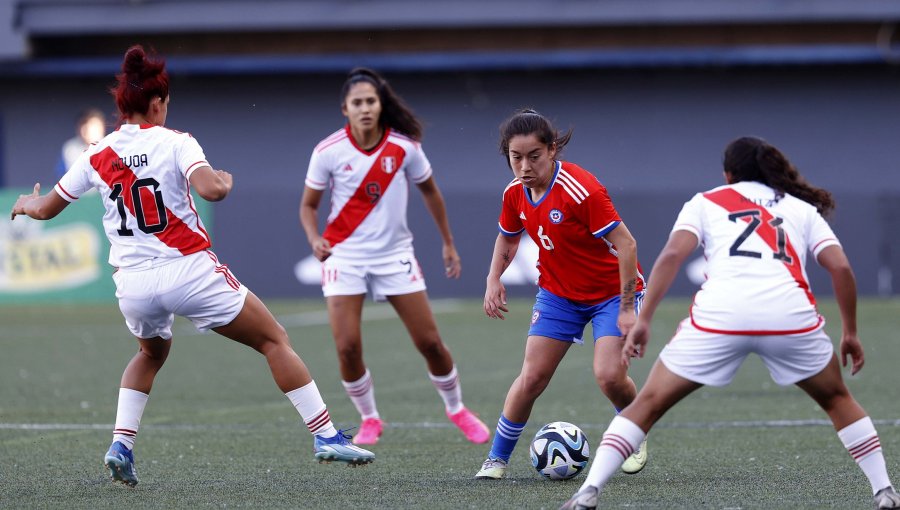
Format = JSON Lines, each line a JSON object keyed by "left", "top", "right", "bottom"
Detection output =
{"left": 519, "top": 212, "right": 526, "bottom": 220}
{"left": 549, "top": 209, "right": 564, "bottom": 224}
{"left": 381, "top": 156, "right": 396, "bottom": 174}
{"left": 342, "top": 163, "right": 353, "bottom": 172}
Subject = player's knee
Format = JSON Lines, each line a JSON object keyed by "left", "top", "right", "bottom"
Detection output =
{"left": 414, "top": 336, "right": 445, "bottom": 359}
{"left": 518, "top": 370, "right": 552, "bottom": 399}
{"left": 335, "top": 341, "right": 363, "bottom": 364}
{"left": 594, "top": 372, "right": 627, "bottom": 396}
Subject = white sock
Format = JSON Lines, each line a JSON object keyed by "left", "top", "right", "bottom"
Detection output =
{"left": 838, "top": 416, "right": 893, "bottom": 494}
{"left": 285, "top": 381, "right": 337, "bottom": 438}
{"left": 429, "top": 365, "right": 463, "bottom": 414}
{"left": 112, "top": 388, "right": 149, "bottom": 450}
{"left": 342, "top": 369, "right": 379, "bottom": 420}
{"left": 581, "top": 415, "right": 646, "bottom": 492}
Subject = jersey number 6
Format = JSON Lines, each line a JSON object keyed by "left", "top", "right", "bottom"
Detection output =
{"left": 108, "top": 178, "right": 168, "bottom": 236}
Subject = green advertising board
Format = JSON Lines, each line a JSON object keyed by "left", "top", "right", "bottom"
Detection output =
{"left": 0, "top": 188, "right": 210, "bottom": 304}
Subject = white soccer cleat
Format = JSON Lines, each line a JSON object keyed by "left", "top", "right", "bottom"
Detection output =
{"left": 559, "top": 485, "right": 598, "bottom": 510}
{"left": 621, "top": 436, "right": 648, "bottom": 474}
{"left": 474, "top": 457, "right": 508, "bottom": 479}
{"left": 875, "top": 486, "right": 900, "bottom": 509}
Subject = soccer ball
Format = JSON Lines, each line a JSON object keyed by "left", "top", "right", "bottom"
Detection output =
{"left": 530, "top": 421, "right": 590, "bottom": 480}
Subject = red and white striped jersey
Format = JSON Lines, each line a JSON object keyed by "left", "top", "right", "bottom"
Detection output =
{"left": 305, "top": 125, "right": 432, "bottom": 263}
{"left": 498, "top": 160, "right": 645, "bottom": 305}
{"left": 673, "top": 180, "right": 840, "bottom": 334}
{"left": 55, "top": 123, "right": 211, "bottom": 268}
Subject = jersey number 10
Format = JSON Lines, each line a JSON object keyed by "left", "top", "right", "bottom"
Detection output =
{"left": 108, "top": 178, "right": 168, "bottom": 236}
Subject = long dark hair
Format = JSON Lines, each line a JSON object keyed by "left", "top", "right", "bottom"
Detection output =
{"left": 498, "top": 109, "right": 573, "bottom": 169}
{"left": 723, "top": 136, "right": 835, "bottom": 217}
{"left": 110, "top": 45, "right": 169, "bottom": 122}
{"left": 340, "top": 67, "right": 422, "bottom": 141}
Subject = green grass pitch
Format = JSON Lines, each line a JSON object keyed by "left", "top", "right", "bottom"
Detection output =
{"left": 1, "top": 298, "right": 898, "bottom": 509}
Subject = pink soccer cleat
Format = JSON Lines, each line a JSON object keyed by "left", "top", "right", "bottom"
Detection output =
{"left": 352, "top": 417, "right": 384, "bottom": 445}
{"left": 447, "top": 407, "right": 490, "bottom": 444}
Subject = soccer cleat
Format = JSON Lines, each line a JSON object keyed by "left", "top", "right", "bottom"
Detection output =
{"left": 352, "top": 417, "right": 384, "bottom": 445}
{"left": 559, "top": 485, "right": 599, "bottom": 510}
{"left": 621, "top": 436, "right": 648, "bottom": 474}
{"left": 104, "top": 441, "right": 138, "bottom": 487}
{"left": 314, "top": 429, "right": 375, "bottom": 467}
{"left": 875, "top": 486, "right": 900, "bottom": 509}
{"left": 474, "top": 457, "right": 508, "bottom": 479}
{"left": 447, "top": 407, "right": 490, "bottom": 444}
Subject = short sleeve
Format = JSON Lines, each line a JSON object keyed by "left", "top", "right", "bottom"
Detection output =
{"left": 176, "top": 135, "right": 209, "bottom": 179}
{"left": 579, "top": 184, "right": 621, "bottom": 238}
{"left": 807, "top": 210, "right": 841, "bottom": 257}
{"left": 405, "top": 142, "right": 433, "bottom": 184}
{"left": 305, "top": 147, "right": 331, "bottom": 190}
{"left": 672, "top": 193, "right": 705, "bottom": 240}
{"left": 54, "top": 152, "right": 94, "bottom": 202}
{"left": 498, "top": 187, "right": 524, "bottom": 236}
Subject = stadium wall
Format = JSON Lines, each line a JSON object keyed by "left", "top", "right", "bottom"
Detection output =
{"left": 1, "top": 66, "right": 897, "bottom": 298}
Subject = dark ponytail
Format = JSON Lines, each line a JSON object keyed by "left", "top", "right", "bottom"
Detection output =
{"left": 340, "top": 67, "right": 422, "bottom": 141}
{"left": 723, "top": 136, "right": 835, "bottom": 217}
{"left": 498, "top": 109, "right": 573, "bottom": 169}
{"left": 110, "top": 45, "right": 169, "bottom": 122}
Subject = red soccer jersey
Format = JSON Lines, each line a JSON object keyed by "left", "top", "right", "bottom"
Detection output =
{"left": 498, "top": 161, "right": 644, "bottom": 304}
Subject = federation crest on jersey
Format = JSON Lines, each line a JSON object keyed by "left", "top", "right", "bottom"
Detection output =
{"left": 381, "top": 156, "right": 396, "bottom": 174}
{"left": 549, "top": 209, "right": 564, "bottom": 224}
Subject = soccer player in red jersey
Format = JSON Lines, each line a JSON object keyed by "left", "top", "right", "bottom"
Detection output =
{"left": 561, "top": 137, "right": 899, "bottom": 510}
{"left": 11, "top": 45, "right": 373, "bottom": 486}
{"left": 299, "top": 68, "right": 489, "bottom": 446}
{"left": 475, "top": 109, "right": 648, "bottom": 479}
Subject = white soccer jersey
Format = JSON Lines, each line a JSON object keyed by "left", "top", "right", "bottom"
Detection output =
{"left": 305, "top": 126, "right": 433, "bottom": 263}
{"left": 55, "top": 123, "right": 212, "bottom": 268}
{"left": 673, "top": 181, "right": 840, "bottom": 334}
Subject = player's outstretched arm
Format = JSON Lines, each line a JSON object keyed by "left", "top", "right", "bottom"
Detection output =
{"left": 817, "top": 245, "right": 864, "bottom": 374}
{"left": 189, "top": 166, "right": 232, "bottom": 202}
{"left": 622, "top": 230, "right": 698, "bottom": 364}
{"left": 10, "top": 183, "right": 69, "bottom": 221}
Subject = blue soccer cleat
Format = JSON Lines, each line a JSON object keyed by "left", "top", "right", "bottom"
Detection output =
{"left": 104, "top": 441, "right": 138, "bottom": 487}
{"left": 314, "top": 429, "right": 375, "bottom": 467}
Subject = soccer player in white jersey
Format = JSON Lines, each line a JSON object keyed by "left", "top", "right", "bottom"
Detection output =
{"left": 560, "top": 137, "right": 899, "bottom": 510}
{"left": 10, "top": 45, "right": 373, "bottom": 487}
{"left": 300, "top": 67, "right": 489, "bottom": 446}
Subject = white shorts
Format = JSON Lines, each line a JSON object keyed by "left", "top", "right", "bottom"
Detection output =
{"left": 659, "top": 319, "right": 834, "bottom": 387}
{"left": 113, "top": 250, "right": 248, "bottom": 340}
{"left": 321, "top": 253, "right": 426, "bottom": 301}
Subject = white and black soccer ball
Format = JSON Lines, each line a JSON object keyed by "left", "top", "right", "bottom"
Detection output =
{"left": 530, "top": 421, "right": 590, "bottom": 480}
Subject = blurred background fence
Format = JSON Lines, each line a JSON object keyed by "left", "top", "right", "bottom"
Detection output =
{"left": 1, "top": 0, "right": 898, "bottom": 301}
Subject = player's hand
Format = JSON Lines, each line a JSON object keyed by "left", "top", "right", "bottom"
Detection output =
{"left": 622, "top": 319, "right": 650, "bottom": 367}
{"left": 215, "top": 169, "right": 233, "bottom": 192}
{"left": 11, "top": 183, "right": 40, "bottom": 220}
{"left": 617, "top": 308, "right": 637, "bottom": 338}
{"left": 311, "top": 237, "right": 332, "bottom": 262}
{"left": 484, "top": 277, "right": 508, "bottom": 320}
{"left": 840, "top": 332, "right": 864, "bottom": 375}
{"left": 442, "top": 243, "right": 461, "bottom": 279}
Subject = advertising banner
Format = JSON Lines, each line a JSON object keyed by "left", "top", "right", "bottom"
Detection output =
{"left": 0, "top": 188, "right": 210, "bottom": 303}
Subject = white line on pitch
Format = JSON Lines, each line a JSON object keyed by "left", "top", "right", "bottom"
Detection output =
{"left": 3, "top": 418, "right": 899, "bottom": 432}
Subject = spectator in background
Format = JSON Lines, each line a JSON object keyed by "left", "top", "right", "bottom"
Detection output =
{"left": 55, "top": 108, "right": 107, "bottom": 177}
{"left": 299, "top": 67, "right": 490, "bottom": 446}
